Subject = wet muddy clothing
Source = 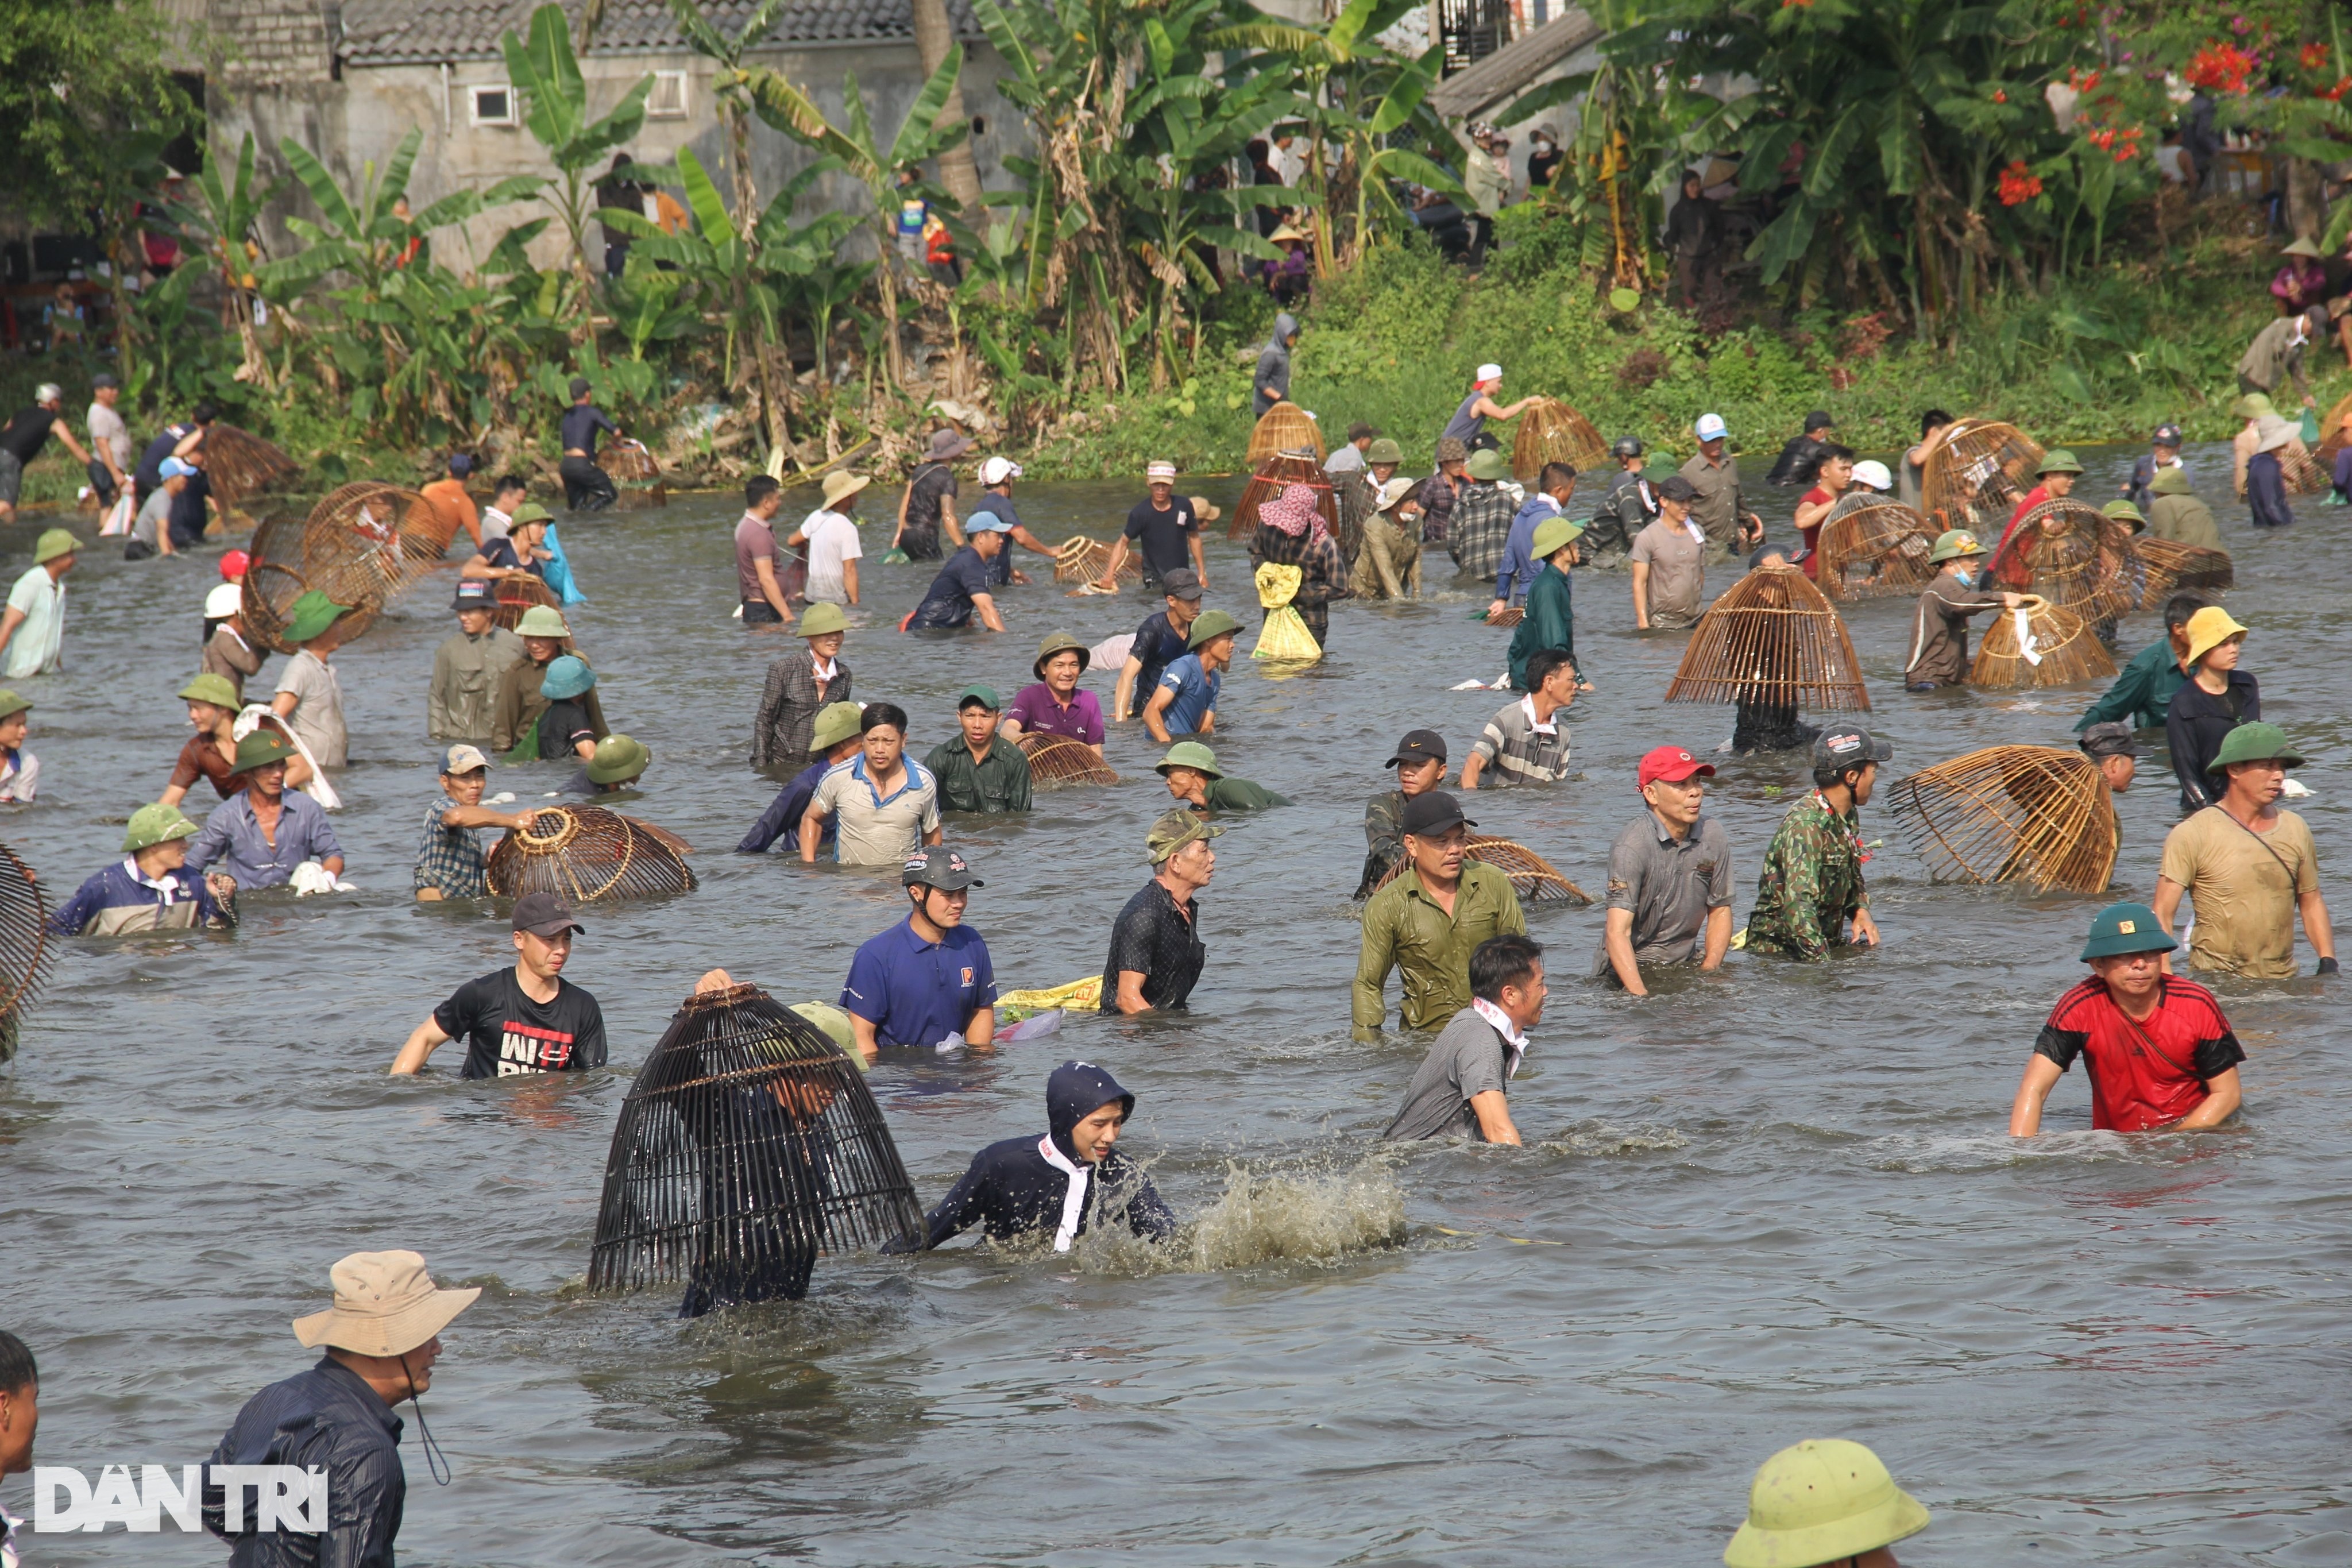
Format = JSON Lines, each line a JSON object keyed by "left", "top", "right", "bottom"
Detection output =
{"left": 1678, "top": 449, "right": 1750, "bottom": 552}
{"left": 414, "top": 791, "right": 493, "bottom": 898}
{"left": 536, "top": 696, "right": 597, "bottom": 762}
{"left": 0, "top": 407, "right": 57, "bottom": 466}
{"left": 751, "top": 647, "right": 849, "bottom": 771}
{"left": 493, "top": 656, "right": 608, "bottom": 758}
{"left": 2160, "top": 805, "right": 2320, "bottom": 979}
{"left": 1732, "top": 700, "right": 1817, "bottom": 755}
{"left": 1192, "top": 775, "right": 1289, "bottom": 811}
{"left": 1904, "top": 567, "right": 2007, "bottom": 688}
{"left": 1249, "top": 523, "right": 1348, "bottom": 644}
{"left": 809, "top": 754, "right": 941, "bottom": 866}
{"left": 171, "top": 733, "right": 250, "bottom": 802}
{"left": 909, "top": 1061, "right": 1176, "bottom": 1250}
{"left": 736, "top": 755, "right": 840, "bottom": 856}
{"left": 1416, "top": 470, "right": 1463, "bottom": 547}
{"left": 560, "top": 403, "right": 618, "bottom": 459}
{"left": 1125, "top": 609, "right": 1192, "bottom": 719}
{"left": 843, "top": 915, "right": 997, "bottom": 1049}
{"left": 1504, "top": 562, "right": 1577, "bottom": 692}
{"left": 1353, "top": 861, "right": 1527, "bottom": 1030}
{"left": 2246, "top": 449, "right": 2293, "bottom": 528}
{"left": 1470, "top": 695, "right": 1572, "bottom": 787}
{"left": 186, "top": 788, "right": 342, "bottom": 890}
{"left": 923, "top": 735, "right": 1033, "bottom": 814}
{"left": 275, "top": 650, "right": 347, "bottom": 769}
{"left": 1101, "top": 878, "right": 1207, "bottom": 1013}
{"left": 1594, "top": 813, "right": 1733, "bottom": 978}
{"left": 1125, "top": 496, "right": 1201, "bottom": 581}
{"left": 51, "top": 856, "right": 233, "bottom": 934}
{"left": 1745, "top": 791, "right": 1868, "bottom": 960}
{"left": 428, "top": 624, "right": 525, "bottom": 743}
{"left": 1350, "top": 508, "right": 1423, "bottom": 600}
{"left": 2077, "top": 638, "right": 2191, "bottom": 733}
{"left": 203, "top": 1355, "right": 406, "bottom": 1567}
{"left": 1631, "top": 515, "right": 1707, "bottom": 626}
{"left": 1382, "top": 1001, "right": 1524, "bottom": 1141}
{"left": 434, "top": 966, "right": 608, "bottom": 1078}
{"left": 2165, "top": 670, "right": 2260, "bottom": 809}
{"left": 1007, "top": 683, "right": 1103, "bottom": 746}
{"left": 2148, "top": 490, "right": 2222, "bottom": 549}
{"left": 1448, "top": 481, "right": 1518, "bottom": 577}
{"left": 1585, "top": 470, "right": 1656, "bottom": 562}
{"left": 1766, "top": 432, "right": 1832, "bottom": 489}
{"left": 1153, "top": 653, "right": 1222, "bottom": 736}
{"left": 2035, "top": 975, "right": 2243, "bottom": 1130}
{"left": 901, "top": 463, "right": 959, "bottom": 561}
{"left": 1357, "top": 790, "right": 1411, "bottom": 899}
{"left": 907, "top": 544, "right": 994, "bottom": 629}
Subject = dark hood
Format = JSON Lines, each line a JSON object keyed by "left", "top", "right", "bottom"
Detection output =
{"left": 1047, "top": 1060, "right": 1133, "bottom": 1160}
{"left": 1270, "top": 312, "right": 1299, "bottom": 351}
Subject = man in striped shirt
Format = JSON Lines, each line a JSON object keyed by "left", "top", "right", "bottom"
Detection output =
{"left": 1459, "top": 647, "right": 1575, "bottom": 789}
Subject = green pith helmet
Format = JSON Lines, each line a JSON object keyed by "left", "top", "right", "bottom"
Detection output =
{"left": 1155, "top": 740, "right": 1223, "bottom": 778}
{"left": 810, "top": 701, "right": 865, "bottom": 752}
{"left": 1531, "top": 515, "right": 1584, "bottom": 560}
{"left": 797, "top": 601, "right": 849, "bottom": 638}
{"left": 1186, "top": 609, "right": 1241, "bottom": 649}
{"left": 586, "top": 733, "right": 651, "bottom": 785}
{"left": 2233, "top": 392, "right": 2277, "bottom": 422}
{"left": 1143, "top": 807, "right": 1227, "bottom": 864}
{"left": 2207, "top": 720, "right": 2305, "bottom": 774}
{"left": 2149, "top": 465, "right": 2193, "bottom": 497}
{"left": 2036, "top": 449, "right": 2085, "bottom": 476}
{"left": 1364, "top": 437, "right": 1404, "bottom": 465}
{"left": 123, "top": 802, "right": 200, "bottom": 854}
{"left": 233, "top": 729, "right": 299, "bottom": 771}
{"left": 283, "top": 590, "right": 352, "bottom": 645}
{"left": 33, "top": 528, "right": 78, "bottom": 565}
{"left": 2079, "top": 901, "right": 2176, "bottom": 961}
{"left": 0, "top": 689, "right": 30, "bottom": 723}
{"left": 515, "top": 605, "right": 570, "bottom": 639}
{"left": 1927, "top": 529, "right": 1986, "bottom": 563}
{"left": 177, "top": 673, "right": 240, "bottom": 710}
{"left": 1723, "top": 1439, "right": 1930, "bottom": 1568}
{"left": 790, "top": 1001, "right": 866, "bottom": 1071}
{"left": 1465, "top": 449, "right": 1511, "bottom": 482}
{"left": 1033, "top": 630, "right": 1090, "bottom": 679}
{"left": 2103, "top": 499, "right": 2147, "bottom": 532}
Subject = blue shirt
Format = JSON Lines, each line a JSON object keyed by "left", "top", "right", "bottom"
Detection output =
{"left": 968, "top": 495, "right": 1023, "bottom": 585}
{"left": 1155, "top": 653, "right": 1221, "bottom": 734}
{"left": 907, "top": 545, "right": 993, "bottom": 629}
{"left": 1127, "top": 610, "right": 1192, "bottom": 717}
{"left": 1496, "top": 493, "right": 1561, "bottom": 604}
{"left": 841, "top": 917, "right": 997, "bottom": 1049}
{"left": 185, "top": 788, "right": 345, "bottom": 889}
{"left": 202, "top": 1356, "right": 405, "bottom": 1567}
{"left": 736, "top": 755, "right": 840, "bottom": 855}
{"left": 49, "top": 856, "right": 231, "bottom": 934}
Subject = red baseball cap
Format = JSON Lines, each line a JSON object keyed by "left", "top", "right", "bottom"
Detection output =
{"left": 1637, "top": 745, "right": 1716, "bottom": 789}
{"left": 219, "top": 549, "right": 251, "bottom": 582}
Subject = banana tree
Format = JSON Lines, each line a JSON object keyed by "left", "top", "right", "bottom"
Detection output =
{"left": 167, "top": 131, "right": 285, "bottom": 388}
{"left": 743, "top": 48, "right": 971, "bottom": 389}
{"left": 267, "top": 128, "right": 539, "bottom": 299}
{"left": 501, "top": 2, "right": 653, "bottom": 298}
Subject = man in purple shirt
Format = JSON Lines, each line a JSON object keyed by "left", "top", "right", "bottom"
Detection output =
{"left": 1003, "top": 631, "right": 1105, "bottom": 755}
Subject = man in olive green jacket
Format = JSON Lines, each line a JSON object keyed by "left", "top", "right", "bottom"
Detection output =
{"left": 427, "top": 580, "right": 526, "bottom": 744}
{"left": 1354, "top": 791, "right": 1525, "bottom": 1036}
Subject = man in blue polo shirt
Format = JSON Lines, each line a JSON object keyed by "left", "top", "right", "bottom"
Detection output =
{"left": 1144, "top": 609, "right": 1240, "bottom": 743}
{"left": 840, "top": 846, "right": 999, "bottom": 1060}
{"left": 905, "top": 517, "right": 1008, "bottom": 631}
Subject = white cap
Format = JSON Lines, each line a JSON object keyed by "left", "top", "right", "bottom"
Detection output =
{"left": 1694, "top": 412, "right": 1729, "bottom": 441}
{"left": 33, "top": 383, "right": 61, "bottom": 404}
{"left": 204, "top": 582, "right": 242, "bottom": 617}
{"left": 978, "top": 455, "right": 1023, "bottom": 486}
{"left": 1851, "top": 459, "right": 1894, "bottom": 492}
{"left": 1475, "top": 363, "right": 1503, "bottom": 382}
{"left": 1146, "top": 461, "right": 1177, "bottom": 482}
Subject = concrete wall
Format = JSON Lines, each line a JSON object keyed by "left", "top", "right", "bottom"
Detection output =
{"left": 208, "top": 38, "right": 1024, "bottom": 273}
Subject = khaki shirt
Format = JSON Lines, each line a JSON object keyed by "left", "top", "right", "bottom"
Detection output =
{"left": 2236, "top": 315, "right": 2311, "bottom": 400}
{"left": 2160, "top": 805, "right": 2320, "bottom": 979}
{"left": 1353, "top": 860, "right": 1527, "bottom": 1029}
{"left": 428, "top": 625, "right": 526, "bottom": 742}
{"left": 2148, "top": 492, "right": 2222, "bottom": 549}
{"left": 1630, "top": 517, "right": 1707, "bottom": 624}
{"left": 1904, "top": 567, "right": 2007, "bottom": 686}
{"left": 1594, "top": 812, "right": 1733, "bottom": 976}
{"left": 1677, "top": 451, "right": 1748, "bottom": 552}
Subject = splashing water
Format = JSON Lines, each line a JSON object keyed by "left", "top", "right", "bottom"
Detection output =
{"left": 1540, "top": 1120, "right": 1693, "bottom": 1157}
{"left": 1070, "top": 1157, "right": 1409, "bottom": 1277}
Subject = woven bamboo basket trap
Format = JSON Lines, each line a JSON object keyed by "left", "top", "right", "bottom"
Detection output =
{"left": 1016, "top": 731, "right": 1118, "bottom": 786}
{"left": 200, "top": 424, "right": 300, "bottom": 506}
{"left": 1231, "top": 454, "right": 1338, "bottom": 538}
{"left": 2279, "top": 440, "right": 2330, "bottom": 496}
{"left": 1887, "top": 745, "right": 2118, "bottom": 894}
{"left": 2133, "top": 536, "right": 2233, "bottom": 606}
{"left": 1374, "top": 836, "right": 1590, "bottom": 904}
{"left": 493, "top": 574, "right": 561, "bottom": 631}
{"left": 241, "top": 481, "right": 450, "bottom": 653}
{"left": 1814, "top": 493, "right": 1940, "bottom": 601}
{"left": 1511, "top": 398, "right": 1607, "bottom": 481}
{"left": 486, "top": 804, "right": 698, "bottom": 902}
{"left": 1247, "top": 403, "right": 1326, "bottom": 464}
{"left": 1967, "top": 594, "right": 2116, "bottom": 689}
{"left": 2317, "top": 390, "right": 2352, "bottom": 468}
{"left": 588, "top": 979, "right": 923, "bottom": 1313}
{"left": 1921, "top": 419, "right": 2043, "bottom": 534}
{"left": 1988, "top": 498, "right": 2144, "bottom": 621}
{"left": 601, "top": 440, "right": 669, "bottom": 507}
{"left": 1052, "top": 537, "right": 1142, "bottom": 586}
{"left": 1666, "top": 565, "right": 1870, "bottom": 711}
{"left": 0, "top": 841, "right": 54, "bottom": 1065}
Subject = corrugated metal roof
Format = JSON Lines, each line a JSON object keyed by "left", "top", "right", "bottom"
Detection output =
{"left": 337, "top": 0, "right": 982, "bottom": 64}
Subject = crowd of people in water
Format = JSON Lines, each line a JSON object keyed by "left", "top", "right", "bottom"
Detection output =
{"left": 0, "top": 352, "right": 2332, "bottom": 1567}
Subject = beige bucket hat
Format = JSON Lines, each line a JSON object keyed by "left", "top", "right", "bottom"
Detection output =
{"left": 292, "top": 1250, "right": 480, "bottom": 1357}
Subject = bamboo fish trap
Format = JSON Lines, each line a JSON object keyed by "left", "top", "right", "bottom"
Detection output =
{"left": 0, "top": 841, "right": 53, "bottom": 1065}
{"left": 603, "top": 439, "right": 669, "bottom": 507}
{"left": 1247, "top": 403, "right": 1326, "bottom": 464}
{"left": 486, "top": 804, "right": 698, "bottom": 902}
{"left": 1989, "top": 498, "right": 2144, "bottom": 621}
{"left": 1665, "top": 565, "right": 1870, "bottom": 711}
{"left": 1373, "top": 836, "right": 1590, "bottom": 904}
{"left": 1511, "top": 398, "right": 1607, "bottom": 480}
{"left": 1052, "top": 536, "right": 1141, "bottom": 585}
{"left": 1814, "top": 493, "right": 1940, "bottom": 601}
{"left": 1016, "top": 731, "right": 1118, "bottom": 786}
{"left": 493, "top": 573, "right": 561, "bottom": 631}
{"left": 2133, "top": 536, "right": 2234, "bottom": 605}
{"left": 2317, "top": 390, "right": 2352, "bottom": 468}
{"left": 1921, "top": 419, "right": 2043, "bottom": 534}
{"left": 1887, "top": 745, "right": 2118, "bottom": 894}
{"left": 1967, "top": 594, "right": 2116, "bottom": 688}
{"left": 1231, "top": 454, "right": 1337, "bottom": 539}
{"left": 588, "top": 979, "right": 923, "bottom": 1314}
{"left": 2280, "top": 441, "right": 2330, "bottom": 497}
{"left": 200, "top": 424, "right": 301, "bottom": 505}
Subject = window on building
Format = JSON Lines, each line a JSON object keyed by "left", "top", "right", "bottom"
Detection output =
{"left": 647, "top": 71, "right": 688, "bottom": 118}
{"left": 470, "top": 85, "right": 518, "bottom": 127}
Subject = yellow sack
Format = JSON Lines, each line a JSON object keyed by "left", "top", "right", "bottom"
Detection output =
{"left": 1252, "top": 562, "right": 1322, "bottom": 662}
{"left": 998, "top": 976, "right": 1102, "bottom": 1011}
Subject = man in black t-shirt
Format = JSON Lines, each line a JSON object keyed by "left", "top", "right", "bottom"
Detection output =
{"left": 1099, "top": 460, "right": 1205, "bottom": 593}
{"left": 388, "top": 892, "right": 608, "bottom": 1078}
{"left": 895, "top": 428, "right": 972, "bottom": 559}
{"left": 905, "top": 520, "right": 1008, "bottom": 631}
{"left": 1112, "top": 568, "right": 1203, "bottom": 719}
{"left": 558, "top": 378, "right": 622, "bottom": 512}
{"left": 131, "top": 403, "right": 214, "bottom": 502}
{"left": 0, "top": 385, "right": 98, "bottom": 524}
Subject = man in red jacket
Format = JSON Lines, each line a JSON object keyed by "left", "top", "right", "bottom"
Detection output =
{"left": 2009, "top": 901, "right": 2245, "bottom": 1135}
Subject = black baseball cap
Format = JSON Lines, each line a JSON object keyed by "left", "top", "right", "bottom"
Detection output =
{"left": 512, "top": 891, "right": 584, "bottom": 938}
{"left": 2078, "top": 721, "right": 2142, "bottom": 760}
{"left": 1401, "top": 791, "right": 1474, "bottom": 837}
{"left": 1812, "top": 727, "right": 1893, "bottom": 776}
{"left": 1387, "top": 729, "right": 1447, "bottom": 768}
{"left": 92, "top": 372, "right": 120, "bottom": 389}
{"left": 903, "top": 847, "right": 983, "bottom": 891}
{"left": 1656, "top": 474, "right": 1699, "bottom": 504}
{"left": 1159, "top": 566, "right": 1203, "bottom": 601}
{"left": 452, "top": 578, "right": 497, "bottom": 610}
